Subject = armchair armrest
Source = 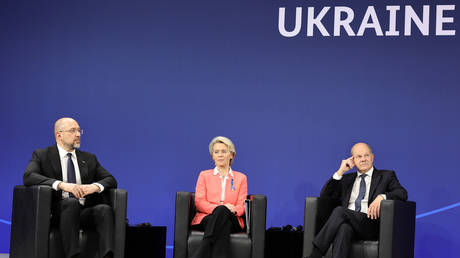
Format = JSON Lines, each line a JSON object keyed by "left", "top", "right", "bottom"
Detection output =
{"left": 10, "top": 185, "right": 53, "bottom": 258}
{"left": 244, "top": 199, "right": 251, "bottom": 234}
{"left": 248, "top": 194, "right": 266, "bottom": 258}
{"left": 174, "top": 191, "right": 192, "bottom": 258}
{"left": 303, "top": 197, "right": 339, "bottom": 258}
{"left": 379, "top": 200, "right": 416, "bottom": 258}
{"left": 104, "top": 189, "right": 127, "bottom": 258}
{"left": 303, "top": 197, "right": 318, "bottom": 258}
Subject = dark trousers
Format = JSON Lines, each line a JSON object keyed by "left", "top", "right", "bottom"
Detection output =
{"left": 313, "top": 206, "right": 379, "bottom": 258}
{"left": 52, "top": 198, "right": 114, "bottom": 258}
{"left": 191, "top": 205, "right": 243, "bottom": 258}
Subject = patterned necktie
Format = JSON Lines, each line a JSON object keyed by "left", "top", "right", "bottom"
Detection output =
{"left": 355, "top": 174, "right": 367, "bottom": 212}
{"left": 67, "top": 153, "right": 76, "bottom": 184}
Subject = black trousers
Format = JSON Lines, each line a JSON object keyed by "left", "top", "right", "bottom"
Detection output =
{"left": 191, "top": 205, "right": 243, "bottom": 258}
{"left": 52, "top": 197, "right": 114, "bottom": 258}
{"left": 313, "top": 206, "right": 379, "bottom": 258}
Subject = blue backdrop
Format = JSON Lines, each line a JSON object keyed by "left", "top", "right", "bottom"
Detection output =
{"left": 1, "top": 0, "right": 459, "bottom": 257}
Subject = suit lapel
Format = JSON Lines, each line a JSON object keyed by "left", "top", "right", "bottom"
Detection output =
{"left": 369, "top": 167, "right": 381, "bottom": 202}
{"left": 49, "top": 145, "right": 63, "bottom": 181}
{"left": 343, "top": 174, "right": 357, "bottom": 206}
{"left": 76, "top": 150, "right": 89, "bottom": 184}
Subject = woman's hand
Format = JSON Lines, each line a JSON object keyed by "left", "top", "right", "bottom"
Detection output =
{"left": 224, "top": 203, "right": 237, "bottom": 214}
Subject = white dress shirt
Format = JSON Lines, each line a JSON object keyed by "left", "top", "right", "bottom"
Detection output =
{"left": 213, "top": 167, "right": 233, "bottom": 204}
{"left": 333, "top": 167, "right": 386, "bottom": 214}
{"left": 52, "top": 144, "right": 103, "bottom": 204}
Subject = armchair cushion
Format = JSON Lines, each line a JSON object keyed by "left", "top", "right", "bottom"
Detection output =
{"left": 188, "top": 231, "right": 251, "bottom": 258}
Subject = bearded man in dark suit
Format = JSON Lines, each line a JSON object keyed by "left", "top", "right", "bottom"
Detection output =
{"left": 306, "top": 142, "right": 408, "bottom": 258}
{"left": 23, "top": 117, "right": 117, "bottom": 258}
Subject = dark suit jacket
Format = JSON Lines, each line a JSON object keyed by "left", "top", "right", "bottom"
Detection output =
{"left": 23, "top": 144, "right": 117, "bottom": 206}
{"left": 320, "top": 167, "right": 408, "bottom": 208}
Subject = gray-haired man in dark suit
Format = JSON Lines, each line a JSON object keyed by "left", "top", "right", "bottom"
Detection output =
{"left": 306, "top": 143, "right": 408, "bottom": 258}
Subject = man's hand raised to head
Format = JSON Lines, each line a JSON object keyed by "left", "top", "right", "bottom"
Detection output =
{"left": 336, "top": 157, "right": 355, "bottom": 177}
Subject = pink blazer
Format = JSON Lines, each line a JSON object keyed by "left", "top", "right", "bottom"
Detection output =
{"left": 191, "top": 169, "right": 248, "bottom": 229}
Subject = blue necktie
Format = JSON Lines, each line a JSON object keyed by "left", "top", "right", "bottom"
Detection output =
{"left": 67, "top": 153, "right": 76, "bottom": 184}
{"left": 355, "top": 174, "right": 367, "bottom": 212}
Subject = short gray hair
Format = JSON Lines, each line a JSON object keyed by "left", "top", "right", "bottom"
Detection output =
{"left": 350, "top": 142, "right": 373, "bottom": 156}
{"left": 209, "top": 136, "right": 236, "bottom": 165}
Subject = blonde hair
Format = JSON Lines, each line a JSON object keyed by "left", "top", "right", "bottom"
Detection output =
{"left": 209, "top": 136, "right": 236, "bottom": 165}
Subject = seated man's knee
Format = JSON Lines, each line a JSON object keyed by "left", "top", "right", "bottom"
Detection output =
{"left": 60, "top": 198, "right": 80, "bottom": 210}
{"left": 331, "top": 206, "right": 346, "bottom": 217}
{"left": 338, "top": 223, "right": 353, "bottom": 235}
{"left": 93, "top": 204, "right": 113, "bottom": 219}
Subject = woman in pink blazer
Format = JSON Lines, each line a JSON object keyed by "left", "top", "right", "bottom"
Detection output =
{"left": 190, "top": 136, "right": 248, "bottom": 258}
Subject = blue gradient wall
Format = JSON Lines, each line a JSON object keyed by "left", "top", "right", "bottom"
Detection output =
{"left": 1, "top": 0, "right": 459, "bottom": 257}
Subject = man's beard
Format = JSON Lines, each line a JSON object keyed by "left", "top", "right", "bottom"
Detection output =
{"left": 72, "top": 142, "right": 80, "bottom": 149}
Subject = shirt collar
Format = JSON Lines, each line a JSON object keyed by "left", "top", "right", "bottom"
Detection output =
{"left": 57, "top": 144, "right": 76, "bottom": 159}
{"left": 213, "top": 167, "right": 233, "bottom": 177}
{"left": 357, "top": 166, "right": 374, "bottom": 178}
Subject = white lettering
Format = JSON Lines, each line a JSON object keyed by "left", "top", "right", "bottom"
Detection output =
{"left": 334, "top": 7, "right": 355, "bottom": 36}
{"left": 404, "top": 5, "right": 430, "bottom": 36}
{"left": 307, "top": 7, "right": 330, "bottom": 36}
{"left": 278, "top": 7, "right": 302, "bottom": 37}
{"left": 357, "top": 6, "right": 383, "bottom": 36}
{"left": 436, "top": 5, "right": 455, "bottom": 36}
{"left": 276, "top": 5, "right": 456, "bottom": 38}
{"left": 386, "top": 6, "right": 400, "bottom": 36}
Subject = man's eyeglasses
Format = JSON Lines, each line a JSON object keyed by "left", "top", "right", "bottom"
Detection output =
{"left": 60, "top": 128, "right": 84, "bottom": 135}
{"left": 354, "top": 154, "right": 370, "bottom": 160}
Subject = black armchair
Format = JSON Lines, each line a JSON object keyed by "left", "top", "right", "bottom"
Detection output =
{"left": 10, "top": 185, "right": 127, "bottom": 258}
{"left": 173, "top": 192, "right": 266, "bottom": 258}
{"left": 303, "top": 197, "right": 416, "bottom": 258}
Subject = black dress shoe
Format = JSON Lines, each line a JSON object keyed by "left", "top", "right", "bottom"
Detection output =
{"left": 103, "top": 251, "right": 114, "bottom": 258}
